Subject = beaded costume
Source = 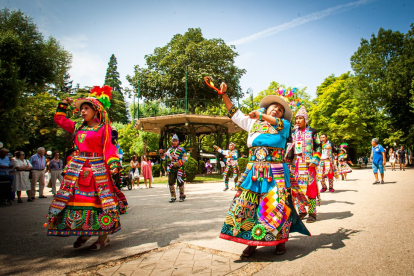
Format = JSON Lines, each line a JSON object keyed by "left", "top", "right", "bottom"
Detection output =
{"left": 215, "top": 143, "right": 240, "bottom": 190}
{"left": 47, "top": 88, "right": 128, "bottom": 237}
{"left": 161, "top": 135, "right": 188, "bottom": 202}
{"left": 318, "top": 141, "right": 339, "bottom": 192}
{"left": 219, "top": 102, "right": 310, "bottom": 247}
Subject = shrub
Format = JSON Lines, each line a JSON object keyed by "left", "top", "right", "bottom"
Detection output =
{"left": 184, "top": 157, "right": 198, "bottom": 182}
{"left": 238, "top": 157, "right": 249, "bottom": 173}
{"left": 152, "top": 164, "right": 161, "bottom": 177}
{"left": 198, "top": 160, "right": 206, "bottom": 174}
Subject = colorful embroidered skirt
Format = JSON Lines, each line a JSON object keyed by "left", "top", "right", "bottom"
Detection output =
{"left": 219, "top": 162, "right": 310, "bottom": 246}
{"left": 47, "top": 157, "right": 128, "bottom": 236}
{"left": 290, "top": 156, "right": 309, "bottom": 194}
{"left": 317, "top": 160, "right": 339, "bottom": 179}
{"left": 338, "top": 161, "right": 352, "bottom": 174}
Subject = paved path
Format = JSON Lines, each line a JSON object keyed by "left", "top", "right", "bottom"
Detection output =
{"left": 1, "top": 168, "right": 413, "bottom": 275}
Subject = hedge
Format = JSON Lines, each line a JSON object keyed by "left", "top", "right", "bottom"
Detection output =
{"left": 152, "top": 164, "right": 161, "bottom": 177}
{"left": 198, "top": 160, "right": 206, "bottom": 174}
{"left": 238, "top": 157, "right": 249, "bottom": 174}
{"left": 184, "top": 156, "right": 198, "bottom": 182}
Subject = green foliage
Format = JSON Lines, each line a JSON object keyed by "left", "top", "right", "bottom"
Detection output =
{"left": 350, "top": 25, "right": 414, "bottom": 147}
{"left": 104, "top": 54, "right": 128, "bottom": 123}
{"left": 152, "top": 164, "right": 161, "bottom": 177}
{"left": 0, "top": 8, "right": 71, "bottom": 113}
{"left": 184, "top": 156, "right": 198, "bottom": 182}
{"left": 198, "top": 160, "right": 206, "bottom": 174}
{"left": 127, "top": 28, "right": 246, "bottom": 108}
{"left": 309, "top": 73, "right": 374, "bottom": 155}
{"left": 238, "top": 157, "right": 249, "bottom": 174}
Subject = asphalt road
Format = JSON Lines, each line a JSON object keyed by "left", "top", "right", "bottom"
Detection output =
{"left": 1, "top": 167, "right": 413, "bottom": 275}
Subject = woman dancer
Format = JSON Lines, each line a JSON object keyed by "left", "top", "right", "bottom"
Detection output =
{"left": 338, "top": 144, "right": 353, "bottom": 180}
{"left": 46, "top": 86, "right": 128, "bottom": 250}
{"left": 216, "top": 82, "right": 310, "bottom": 257}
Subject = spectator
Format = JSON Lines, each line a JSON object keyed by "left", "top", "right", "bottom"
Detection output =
{"left": 397, "top": 146, "right": 407, "bottom": 171}
{"left": 363, "top": 156, "right": 368, "bottom": 168}
{"left": 29, "top": 147, "right": 47, "bottom": 199}
{"left": 13, "top": 151, "right": 33, "bottom": 203}
{"left": 141, "top": 155, "right": 153, "bottom": 188}
{"left": 205, "top": 160, "right": 212, "bottom": 174}
{"left": 389, "top": 148, "right": 396, "bottom": 171}
{"left": 48, "top": 151, "right": 63, "bottom": 195}
{"left": 219, "top": 158, "right": 225, "bottom": 174}
{"left": 370, "top": 138, "right": 386, "bottom": 184}
{"left": 130, "top": 155, "right": 140, "bottom": 189}
{"left": 0, "top": 148, "right": 13, "bottom": 204}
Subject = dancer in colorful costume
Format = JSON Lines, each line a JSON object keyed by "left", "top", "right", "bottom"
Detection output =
{"left": 215, "top": 82, "right": 310, "bottom": 257}
{"left": 46, "top": 86, "right": 128, "bottom": 250}
{"left": 338, "top": 144, "right": 353, "bottom": 180}
{"left": 285, "top": 106, "right": 321, "bottom": 223}
{"left": 213, "top": 143, "right": 240, "bottom": 191}
{"left": 318, "top": 134, "right": 339, "bottom": 192}
{"left": 159, "top": 135, "right": 188, "bottom": 203}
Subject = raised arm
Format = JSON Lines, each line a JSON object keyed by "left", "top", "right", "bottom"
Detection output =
{"left": 54, "top": 98, "right": 76, "bottom": 134}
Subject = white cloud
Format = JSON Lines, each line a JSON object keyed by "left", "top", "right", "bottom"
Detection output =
{"left": 228, "top": 0, "right": 375, "bottom": 45}
{"left": 60, "top": 34, "right": 107, "bottom": 87}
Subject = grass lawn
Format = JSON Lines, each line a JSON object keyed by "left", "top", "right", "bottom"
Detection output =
{"left": 147, "top": 173, "right": 223, "bottom": 184}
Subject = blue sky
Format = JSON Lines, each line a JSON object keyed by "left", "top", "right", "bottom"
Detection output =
{"left": 2, "top": 0, "right": 413, "bottom": 101}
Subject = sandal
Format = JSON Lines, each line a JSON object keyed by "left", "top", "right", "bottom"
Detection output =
{"left": 74, "top": 236, "right": 91, "bottom": 248}
{"left": 90, "top": 237, "right": 110, "bottom": 250}
{"left": 241, "top": 245, "right": 257, "bottom": 257}
{"left": 275, "top": 243, "right": 286, "bottom": 255}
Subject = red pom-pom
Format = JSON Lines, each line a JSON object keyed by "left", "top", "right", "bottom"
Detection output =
{"left": 267, "top": 177, "right": 273, "bottom": 182}
{"left": 252, "top": 176, "right": 257, "bottom": 181}
{"left": 43, "top": 223, "right": 48, "bottom": 227}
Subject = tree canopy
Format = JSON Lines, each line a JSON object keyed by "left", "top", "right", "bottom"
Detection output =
{"left": 351, "top": 25, "right": 414, "bottom": 146}
{"left": 127, "top": 28, "right": 246, "bottom": 106}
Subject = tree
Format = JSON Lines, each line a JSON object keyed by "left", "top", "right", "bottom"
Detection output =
{"left": 127, "top": 28, "right": 246, "bottom": 109}
{"left": 0, "top": 8, "right": 72, "bottom": 114}
{"left": 309, "top": 73, "right": 376, "bottom": 156}
{"left": 350, "top": 25, "right": 414, "bottom": 147}
{"left": 104, "top": 54, "right": 128, "bottom": 123}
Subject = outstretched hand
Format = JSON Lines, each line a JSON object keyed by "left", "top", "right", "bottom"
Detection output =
{"left": 220, "top": 82, "right": 227, "bottom": 94}
{"left": 62, "top": 97, "right": 73, "bottom": 105}
{"left": 248, "top": 110, "right": 260, "bottom": 120}
{"left": 213, "top": 145, "right": 217, "bottom": 149}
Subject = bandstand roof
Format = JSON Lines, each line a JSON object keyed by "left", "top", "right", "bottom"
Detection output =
{"left": 135, "top": 114, "right": 243, "bottom": 135}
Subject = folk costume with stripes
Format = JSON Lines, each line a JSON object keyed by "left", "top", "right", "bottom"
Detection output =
{"left": 46, "top": 86, "right": 128, "bottom": 237}
{"left": 214, "top": 143, "right": 240, "bottom": 191}
{"left": 219, "top": 96, "right": 310, "bottom": 247}
{"left": 161, "top": 135, "right": 188, "bottom": 202}
{"left": 286, "top": 107, "right": 321, "bottom": 222}
{"left": 318, "top": 140, "right": 339, "bottom": 192}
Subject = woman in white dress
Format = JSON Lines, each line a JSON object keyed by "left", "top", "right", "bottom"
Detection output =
{"left": 13, "top": 151, "right": 33, "bottom": 203}
{"left": 389, "top": 148, "right": 396, "bottom": 171}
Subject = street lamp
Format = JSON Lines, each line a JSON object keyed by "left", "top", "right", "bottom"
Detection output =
{"left": 246, "top": 87, "right": 253, "bottom": 109}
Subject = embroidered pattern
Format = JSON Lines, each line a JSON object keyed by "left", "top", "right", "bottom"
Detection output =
{"left": 251, "top": 119, "right": 283, "bottom": 134}
{"left": 227, "top": 105, "right": 238, "bottom": 119}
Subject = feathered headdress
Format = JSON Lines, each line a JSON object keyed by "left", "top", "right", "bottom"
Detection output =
{"left": 90, "top": 85, "right": 113, "bottom": 110}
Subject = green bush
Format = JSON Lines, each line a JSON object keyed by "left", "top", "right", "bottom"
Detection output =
{"left": 184, "top": 157, "right": 198, "bottom": 182}
{"left": 152, "top": 164, "right": 161, "bottom": 177}
{"left": 238, "top": 157, "right": 249, "bottom": 173}
{"left": 198, "top": 160, "right": 206, "bottom": 174}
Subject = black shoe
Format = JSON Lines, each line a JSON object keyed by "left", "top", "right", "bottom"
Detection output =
{"left": 169, "top": 198, "right": 176, "bottom": 203}
{"left": 39, "top": 196, "right": 47, "bottom": 199}
{"left": 372, "top": 181, "right": 379, "bottom": 185}
{"left": 27, "top": 199, "right": 33, "bottom": 202}
{"left": 223, "top": 187, "right": 229, "bottom": 191}
{"left": 380, "top": 180, "right": 385, "bottom": 184}
{"left": 30, "top": 197, "right": 35, "bottom": 200}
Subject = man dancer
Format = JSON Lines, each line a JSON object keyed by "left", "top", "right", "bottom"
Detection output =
{"left": 213, "top": 143, "right": 239, "bottom": 191}
{"left": 286, "top": 106, "right": 321, "bottom": 223}
{"left": 318, "top": 134, "right": 339, "bottom": 192}
{"left": 160, "top": 134, "right": 188, "bottom": 202}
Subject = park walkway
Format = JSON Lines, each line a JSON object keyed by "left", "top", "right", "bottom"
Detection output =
{"left": 0, "top": 167, "right": 413, "bottom": 275}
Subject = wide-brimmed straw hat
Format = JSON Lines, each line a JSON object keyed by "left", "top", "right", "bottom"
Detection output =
{"left": 259, "top": 95, "right": 293, "bottom": 122}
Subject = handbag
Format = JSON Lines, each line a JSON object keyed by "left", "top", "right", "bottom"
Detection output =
{"left": 133, "top": 168, "right": 140, "bottom": 179}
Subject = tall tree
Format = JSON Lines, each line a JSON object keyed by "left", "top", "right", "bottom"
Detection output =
{"left": 127, "top": 28, "right": 246, "bottom": 109}
{"left": 350, "top": 25, "right": 414, "bottom": 146}
{"left": 309, "top": 73, "right": 376, "bottom": 156}
{"left": 0, "top": 8, "right": 72, "bottom": 114}
{"left": 104, "top": 54, "right": 128, "bottom": 123}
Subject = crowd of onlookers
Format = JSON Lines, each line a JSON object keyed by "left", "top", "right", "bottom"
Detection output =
{"left": 0, "top": 147, "right": 75, "bottom": 205}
